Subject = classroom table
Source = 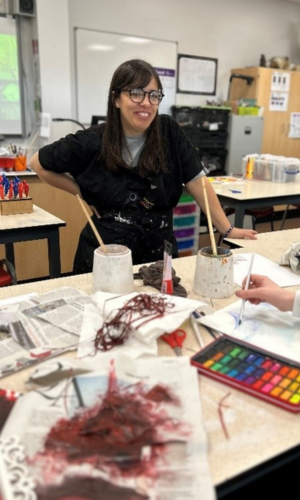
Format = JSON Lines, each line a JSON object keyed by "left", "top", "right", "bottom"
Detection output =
{"left": 0, "top": 236, "right": 300, "bottom": 499}
{"left": 225, "top": 227, "right": 300, "bottom": 253}
{"left": 0, "top": 205, "right": 66, "bottom": 278}
{"left": 212, "top": 178, "right": 300, "bottom": 228}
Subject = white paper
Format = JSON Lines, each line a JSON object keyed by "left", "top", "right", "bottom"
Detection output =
{"left": 269, "top": 91, "right": 288, "bottom": 112}
{"left": 233, "top": 253, "right": 300, "bottom": 287}
{"left": 199, "top": 300, "right": 300, "bottom": 363}
{"left": 178, "top": 56, "right": 216, "bottom": 94}
{"left": 271, "top": 71, "right": 290, "bottom": 92}
{"left": 156, "top": 68, "right": 176, "bottom": 115}
{"left": 39, "top": 112, "right": 51, "bottom": 138}
{"left": 289, "top": 112, "right": 300, "bottom": 138}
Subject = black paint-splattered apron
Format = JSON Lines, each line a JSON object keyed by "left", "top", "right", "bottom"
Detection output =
{"left": 73, "top": 172, "right": 179, "bottom": 274}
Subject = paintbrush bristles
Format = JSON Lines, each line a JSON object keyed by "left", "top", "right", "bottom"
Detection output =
{"left": 201, "top": 177, "right": 217, "bottom": 256}
{"left": 76, "top": 195, "right": 107, "bottom": 252}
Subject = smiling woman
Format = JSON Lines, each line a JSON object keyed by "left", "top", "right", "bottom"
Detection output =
{"left": 29, "top": 58, "right": 257, "bottom": 275}
{"left": 114, "top": 78, "right": 161, "bottom": 136}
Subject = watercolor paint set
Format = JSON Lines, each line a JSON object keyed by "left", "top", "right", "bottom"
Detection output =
{"left": 191, "top": 336, "right": 300, "bottom": 412}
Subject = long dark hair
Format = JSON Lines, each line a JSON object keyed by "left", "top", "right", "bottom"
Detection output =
{"left": 101, "top": 59, "right": 167, "bottom": 176}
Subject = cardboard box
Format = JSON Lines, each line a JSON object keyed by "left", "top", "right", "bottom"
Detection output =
{"left": 0, "top": 197, "right": 33, "bottom": 215}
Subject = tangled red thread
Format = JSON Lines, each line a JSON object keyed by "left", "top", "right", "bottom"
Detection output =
{"left": 94, "top": 293, "right": 174, "bottom": 351}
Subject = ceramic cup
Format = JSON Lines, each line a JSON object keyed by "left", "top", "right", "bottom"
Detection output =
{"left": 193, "top": 246, "right": 234, "bottom": 298}
{"left": 92, "top": 244, "right": 134, "bottom": 294}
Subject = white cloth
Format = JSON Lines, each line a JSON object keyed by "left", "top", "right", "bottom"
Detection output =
{"left": 279, "top": 241, "right": 300, "bottom": 272}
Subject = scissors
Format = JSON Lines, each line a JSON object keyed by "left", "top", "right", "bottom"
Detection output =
{"left": 161, "top": 329, "right": 187, "bottom": 356}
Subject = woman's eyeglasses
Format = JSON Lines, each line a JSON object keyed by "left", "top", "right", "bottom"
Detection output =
{"left": 123, "top": 88, "right": 164, "bottom": 105}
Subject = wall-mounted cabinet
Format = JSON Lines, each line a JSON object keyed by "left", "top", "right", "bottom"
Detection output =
{"left": 229, "top": 67, "right": 300, "bottom": 157}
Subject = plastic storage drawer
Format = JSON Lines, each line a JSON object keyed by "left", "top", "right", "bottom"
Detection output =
{"left": 174, "top": 228, "right": 195, "bottom": 239}
{"left": 173, "top": 216, "right": 197, "bottom": 227}
{"left": 177, "top": 239, "right": 195, "bottom": 250}
{"left": 173, "top": 204, "right": 197, "bottom": 215}
{"left": 178, "top": 249, "right": 193, "bottom": 257}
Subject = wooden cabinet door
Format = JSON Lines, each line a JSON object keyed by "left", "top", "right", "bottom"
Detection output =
{"left": 229, "top": 67, "right": 300, "bottom": 157}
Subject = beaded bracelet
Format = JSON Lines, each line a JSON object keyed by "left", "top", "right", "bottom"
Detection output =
{"left": 223, "top": 225, "right": 234, "bottom": 239}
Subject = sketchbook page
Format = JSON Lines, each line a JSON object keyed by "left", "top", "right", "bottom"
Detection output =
{"left": 233, "top": 253, "right": 300, "bottom": 287}
{"left": 199, "top": 300, "right": 300, "bottom": 363}
{"left": 0, "top": 355, "right": 215, "bottom": 500}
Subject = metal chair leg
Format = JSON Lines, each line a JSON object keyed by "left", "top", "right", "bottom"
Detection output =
{"left": 280, "top": 205, "right": 290, "bottom": 230}
{"left": 0, "top": 259, "right": 17, "bottom": 285}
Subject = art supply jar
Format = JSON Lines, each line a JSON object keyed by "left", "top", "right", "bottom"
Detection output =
{"left": 14, "top": 155, "right": 27, "bottom": 171}
{"left": 193, "top": 246, "right": 234, "bottom": 298}
{"left": 92, "top": 244, "right": 134, "bottom": 294}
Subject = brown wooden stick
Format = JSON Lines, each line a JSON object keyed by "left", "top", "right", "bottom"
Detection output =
{"left": 201, "top": 177, "right": 217, "bottom": 256}
{"left": 76, "top": 195, "right": 107, "bottom": 252}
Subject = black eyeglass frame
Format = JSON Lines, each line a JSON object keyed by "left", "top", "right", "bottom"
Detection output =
{"left": 121, "top": 88, "right": 165, "bottom": 105}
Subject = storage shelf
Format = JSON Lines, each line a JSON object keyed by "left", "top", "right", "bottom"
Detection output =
{"left": 173, "top": 193, "right": 200, "bottom": 256}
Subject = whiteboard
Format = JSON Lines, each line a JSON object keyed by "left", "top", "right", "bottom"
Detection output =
{"left": 74, "top": 28, "right": 177, "bottom": 125}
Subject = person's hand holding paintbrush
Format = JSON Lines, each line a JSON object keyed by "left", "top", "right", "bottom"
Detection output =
{"left": 238, "top": 253, "right": 254, "bottom": 325}
{"left": 236, "top": 274, "right": 296, "bottom": 313}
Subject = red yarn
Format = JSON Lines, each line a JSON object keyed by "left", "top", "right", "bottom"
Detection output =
{"left": 95, "top": 293, "right": 174, "bottom": 351}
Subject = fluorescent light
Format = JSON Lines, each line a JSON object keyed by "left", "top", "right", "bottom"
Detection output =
{"left": 87, "top": 44, "right": 114, "bottom": 51}
{"left": 121, "top": 37, "right": 151, "bottom": 44}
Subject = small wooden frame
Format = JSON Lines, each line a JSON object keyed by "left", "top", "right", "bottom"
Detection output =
{"left": 0, "top": 197, "right": 33, "bottom": 215}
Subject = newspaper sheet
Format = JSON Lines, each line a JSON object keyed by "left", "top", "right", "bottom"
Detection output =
{"left": 0, "top": 355, "right": 215, "bottom": 500}
{"left": 0, "top": 288, "right": 94, "bottom": 378}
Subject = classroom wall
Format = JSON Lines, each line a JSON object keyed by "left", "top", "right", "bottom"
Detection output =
{"left": 35, "top": 0, "right": 300, "bottom": 139}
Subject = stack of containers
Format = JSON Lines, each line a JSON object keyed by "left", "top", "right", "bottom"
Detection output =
{"left": 242, "top": 154, "right": 300, "bottom": 182}
{"left": 173, "top": 192, "right": 200, "bottom": 257}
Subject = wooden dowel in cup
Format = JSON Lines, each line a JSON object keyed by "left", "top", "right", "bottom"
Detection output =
{"left": 76, "top": 195, "right": 107, "bottom": 252}
{"left": 201, "top": 177, "right": 217, "bottom": 256}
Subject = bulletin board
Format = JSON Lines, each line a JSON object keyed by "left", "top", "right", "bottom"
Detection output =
{"left": 74, "top": 28, "right": 178, "bottom": 125}
{"left": 177, "top": 54, "right": 218, "bottom": 95}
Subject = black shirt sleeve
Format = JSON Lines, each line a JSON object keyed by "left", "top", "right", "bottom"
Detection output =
{"left": 38, "top": 128, "right": 101, "bottom": 177}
